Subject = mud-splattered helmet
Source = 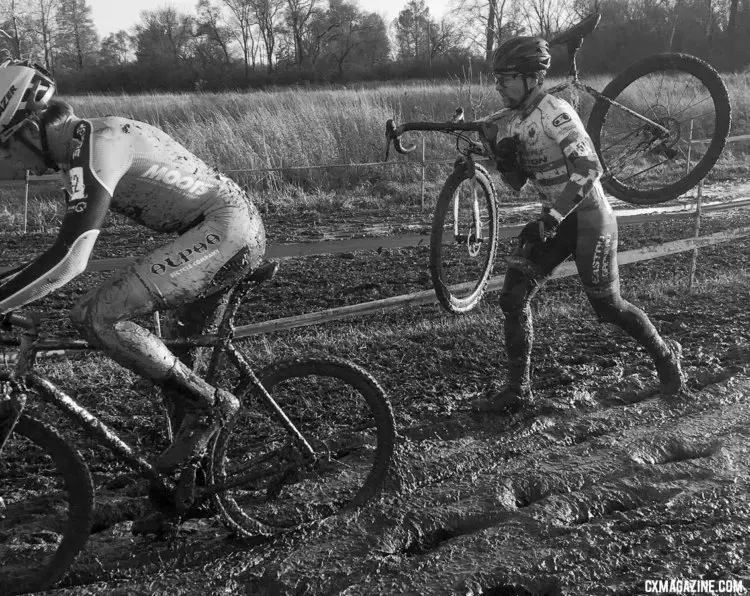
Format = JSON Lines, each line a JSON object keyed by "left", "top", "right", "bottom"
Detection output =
{"left": 492, "top": 37, "right": 552, "bottom": 75}
{"left": 0, "top": 59, "right": 56, "bottom": 143}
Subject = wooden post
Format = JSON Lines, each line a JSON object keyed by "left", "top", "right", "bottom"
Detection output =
{"left": 684, "top": 119, "right": 700, "bottom": 290}
{"left": 23, "top": 170, "right": 29, "bottom": 234}
{"left": 688, "top": 180, "right": 703, "bottom": 290}
{"left": 421, "top": 135, "right": 426, "bottom": 212}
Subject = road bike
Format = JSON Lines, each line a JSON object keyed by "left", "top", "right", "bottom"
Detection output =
{"left": 384, "top": 12, "right": 731, "bottom": 314}
{"left": 0, "top": 261, "right": 396, "bottom": 595}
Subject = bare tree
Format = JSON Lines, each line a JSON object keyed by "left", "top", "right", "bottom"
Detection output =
{"left": 197, "top": 0, "right": 232, "bottom": 65}
{"left": 447, "top": 0, "right": 523, "bottom": 58}
{"left": 0, "top": 0, "right": 29, "bottom": 59}
{"left": 518, "top": 0, "right": 574, "bottom": 38}
{"left": 285, "top": 0, "right": 319, "bottom": 66}
{"left": 249, "top": 0, "right": 284, "bottom": 73}
{"left": 221, "top": 0, "right": 258, "bottom": 75}
{"left": 32, "top": 0, "right": 57, "bottom": 70}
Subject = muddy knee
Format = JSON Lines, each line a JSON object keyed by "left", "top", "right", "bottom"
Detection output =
{"left": 588, "top": 294, "right": 627, "bottom": 324}
{"left": 70, "top": 294, "right": 120, "bottom": 346}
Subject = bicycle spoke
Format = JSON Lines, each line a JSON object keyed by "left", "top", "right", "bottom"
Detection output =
{"left": 595, "top": 66, "right": 721, "bottom": 196}
{"left": 432, "top": 172, "right": 496, "bottom": 305}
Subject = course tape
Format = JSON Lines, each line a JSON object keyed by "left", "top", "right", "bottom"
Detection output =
{"left": 4, "top": 226, "right": 748, "bottom": 360}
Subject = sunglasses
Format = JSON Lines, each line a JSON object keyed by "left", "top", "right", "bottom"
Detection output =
{"left": 493, "top": 72, "right": 521, "bottom": 86}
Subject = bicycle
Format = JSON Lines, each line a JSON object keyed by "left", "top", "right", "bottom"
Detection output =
{"left": 384, "top": 12, "right": 731, "bottom": 314}
{"left": 0, "top": 260, "right": 396, "bottom": 595}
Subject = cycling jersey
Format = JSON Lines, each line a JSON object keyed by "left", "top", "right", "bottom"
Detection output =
{"left": 0, "top": 117, "right": 266, "bottom": 314}
{"left": 506, "top": 91, "right": 605, "bottom": 222}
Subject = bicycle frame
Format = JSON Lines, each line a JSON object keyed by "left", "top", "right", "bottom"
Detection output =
{"left": 0, "top": 265, "right": 317, "bottom": 507}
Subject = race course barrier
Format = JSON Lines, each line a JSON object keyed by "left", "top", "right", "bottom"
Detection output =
{"left": 231, "top": 226, "right": 750, "bottom": 338}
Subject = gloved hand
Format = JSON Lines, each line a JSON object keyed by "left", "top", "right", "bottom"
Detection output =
{"left": 520, "top": 213, "right": 561, "bottom": 244}
{"left": 493, "top": 135, "right": 523, "bottom": 175}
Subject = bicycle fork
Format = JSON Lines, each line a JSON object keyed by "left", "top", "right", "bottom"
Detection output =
{"left": 452, "top": 158, "right": 485, "bottom": 256}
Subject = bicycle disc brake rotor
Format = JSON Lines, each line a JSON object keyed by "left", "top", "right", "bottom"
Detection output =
{"left": 644, "top": 105, "right": 681, "bottom": 155}
{"left": 466, "top": 232, "right": 481, "bottom": 257}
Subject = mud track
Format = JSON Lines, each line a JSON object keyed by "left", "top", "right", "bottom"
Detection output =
{"left": 2, "top": 194, "right": 750, "bottom": 595}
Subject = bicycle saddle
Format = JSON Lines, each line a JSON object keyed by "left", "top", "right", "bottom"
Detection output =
{"left": 549, "top": 13, "right": 601, "bottom": 46}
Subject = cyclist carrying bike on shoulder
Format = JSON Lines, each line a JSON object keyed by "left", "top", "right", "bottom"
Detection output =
{"left": 0, "top": 60, "right": 265, "bottom": 472}
{"left": 473, "top": 36, "right": 685, "bottom": 413}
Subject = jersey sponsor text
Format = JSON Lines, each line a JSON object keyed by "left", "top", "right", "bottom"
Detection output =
{"left": 140, "top": 165, "right": 212, "bottom": 196}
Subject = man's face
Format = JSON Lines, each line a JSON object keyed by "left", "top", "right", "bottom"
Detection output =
{"left": 494, "top": 72, "right": 531, "bottom": 108}
{"left": 0, "top": 121, "right": 48, "bottom": 179}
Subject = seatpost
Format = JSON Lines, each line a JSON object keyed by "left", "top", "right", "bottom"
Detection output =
{"left": 567, "top": 39, "right": 582, "bottom": 81}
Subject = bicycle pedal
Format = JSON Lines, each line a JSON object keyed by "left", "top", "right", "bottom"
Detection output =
{"left": 131, "top": 511, "right": 180, "bottom": 537}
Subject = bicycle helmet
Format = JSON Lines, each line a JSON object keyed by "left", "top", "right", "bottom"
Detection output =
{"left": 492, "top": 37, "right": 551, "bottom": 75}
{"left": 0, "top": 59, "right": 56, "bottom": 144}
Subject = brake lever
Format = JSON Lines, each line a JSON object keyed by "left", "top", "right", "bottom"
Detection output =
{"left": 384, "top": 119, "right": 417, "bottom": 160}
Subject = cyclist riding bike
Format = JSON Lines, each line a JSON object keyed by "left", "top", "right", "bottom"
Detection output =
{"left": 473, "top": 36, "right": 685, "bottom": 413}
{"left": 0, "top": 60, "right": 266, "bottom": 472}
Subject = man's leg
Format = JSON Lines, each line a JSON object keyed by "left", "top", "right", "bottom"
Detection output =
{"left": 575, "top": 202, "right": 684, "bottom": 395}
{"left": 70, "top": 213, "right": 264, "bottom": 472}
{"left": 473, "top": 223, "right": 575, "bottom": 413}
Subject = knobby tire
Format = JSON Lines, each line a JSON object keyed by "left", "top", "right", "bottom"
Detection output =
{"left": 587, "top": 52, "right": 731, "bottom": 205}
{"left": 0, "top": 415, "right": 94, "bottom": 595}
{"left": 209, "top": 357, "right": 395, "bottom": 537}
{"left": 430, "top": 162, "right": 500, "bottom": 313}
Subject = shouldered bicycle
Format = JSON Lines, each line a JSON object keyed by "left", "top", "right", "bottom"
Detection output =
{"left": 0, "top": 260, "right": 396, "bottom": 595}
{"left": 384, "top": 13, "right": 731, "bottom": 314}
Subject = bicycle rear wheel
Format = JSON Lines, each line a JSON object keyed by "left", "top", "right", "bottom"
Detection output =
{"left": 209, "top": 357, "right": 395, "bottom": 536}
{"left": 0, "top": 415, "right": 94, "bottom": 595}
{"left": 430, "top": 162, "right": 499, "bottom": 313}
{"left": 587, "top": 52, "right": 731, "bottom": 205}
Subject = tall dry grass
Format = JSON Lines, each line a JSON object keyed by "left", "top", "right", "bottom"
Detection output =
{"left": 2, "top": 72, "right": 747, "bottom": 231}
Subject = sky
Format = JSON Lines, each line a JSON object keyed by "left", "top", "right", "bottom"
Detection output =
{"left": 88, "top": 0, "right": 451, "bottom": 37}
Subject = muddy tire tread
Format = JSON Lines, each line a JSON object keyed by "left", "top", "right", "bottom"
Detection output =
{"left": 0, "top": 415, "right": 94, "bottom": 595}
{"left": 587, "top": 52, "right": 731, "bottom": 205}
{"left": 211, "top": 356, "right": 396, "bottom": 537}
{"left": 430, "top": 162, "right": 500, "bottom": 313}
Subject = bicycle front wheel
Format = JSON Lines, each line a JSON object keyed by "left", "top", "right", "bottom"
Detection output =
{"left": 209, "top": 357, "right": 395, "bottom": 536}
{"left": 430, "top": 162, "right": 500, "bottom": 313}
{"left": 587, "top": 52, "right": 731, "bottom": 205}
{"left": 0, "top": 416, "right": 94, "bottom": 595}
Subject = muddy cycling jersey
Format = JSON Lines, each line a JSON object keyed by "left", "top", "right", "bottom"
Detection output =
{"left": 500, "top": 90, "right": 619, "bottom": 300}
{"left": 0, "top": 117, "right": 265, "bottom": 314}
{"left": 506, "top": 91, "right": 605, "bottom": 222}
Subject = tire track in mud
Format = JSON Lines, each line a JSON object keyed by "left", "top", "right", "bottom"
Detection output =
{"left": 242, "top": 374, "right": 750, "bottom": 595}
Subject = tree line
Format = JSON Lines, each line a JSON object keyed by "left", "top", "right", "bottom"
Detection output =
{"left": 2, "top": 0, "right": 749, "bottom": 93}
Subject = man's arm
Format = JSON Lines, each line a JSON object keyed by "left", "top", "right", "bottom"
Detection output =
{"left": 0, "top": 121, "right": 112, "bottom": 312}
{"left": 543, "top": 103, "right": 604, "bottom": 223}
